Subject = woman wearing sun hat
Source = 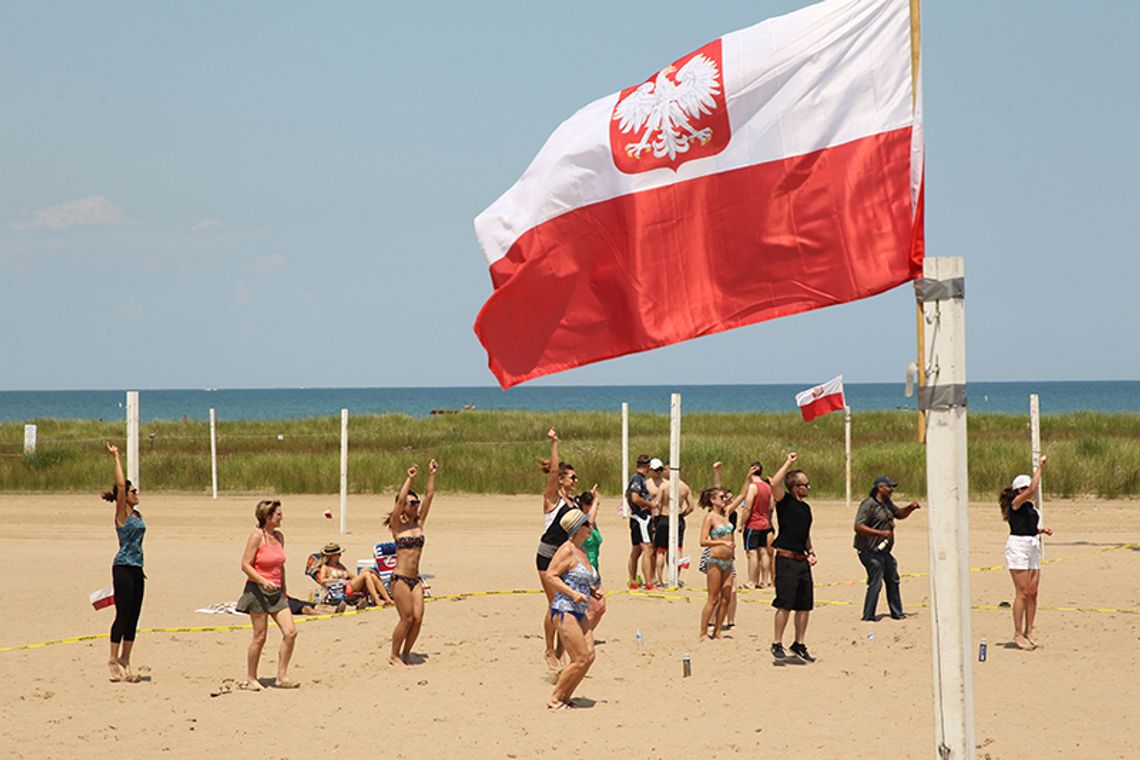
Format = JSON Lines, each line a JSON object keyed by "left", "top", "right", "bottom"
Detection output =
{"left": 316, "top": 542, "right": 392, "bottom": 608}
{"left": 545, "top": 507, "right": 601, "bottom": 709}
{"left": 1000, "top": 455, "right": 1052, "bottom": 650}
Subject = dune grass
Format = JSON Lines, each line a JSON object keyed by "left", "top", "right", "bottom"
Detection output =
{"left": 1, "top": 410, "right": 1137, "bottom": 499}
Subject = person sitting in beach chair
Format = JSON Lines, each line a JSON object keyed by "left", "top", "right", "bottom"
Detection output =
{"left": 307, "top": 543, "right": 392, "bottom": 608}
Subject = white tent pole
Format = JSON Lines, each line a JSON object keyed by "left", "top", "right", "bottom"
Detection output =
{"left": 340, "top": 408, "right": 349, "bottom": 535}
{"left": 844, "top": 405, "right": 852, "bottom": 511}
{"left": 921, "top": 256, "right": 975, "bottom": 760}
{"left": 1029, "top": 394, "right": 1043, "bottom": 559}
{"left": 668, "top": 393, "right": 681, "bottom": 588}
{"left": 209, "top": 408, "right": 218, "bottom": 499}
{"left": 126, "top": 391, "right": 140, "bottom": 488}
{"left": 621, "top": 402, "right": 630, "bottom": 518}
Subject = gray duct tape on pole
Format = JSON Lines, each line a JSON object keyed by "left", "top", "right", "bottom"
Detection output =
{"left": 914, "top": 277, "right": 965, "bottom": 303}
{"left": 917, "top": 384, "right": 968, "bottom": 411}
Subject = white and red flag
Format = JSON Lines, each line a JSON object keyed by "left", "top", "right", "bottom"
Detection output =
{"left": 796, "top": 375, "right": 847, "bottom": 421}
{"left": 474, "top": 0, "right": 924, "bottom": 388}
{"left": 90, "top": 586, "right": 115, "bottom": 611}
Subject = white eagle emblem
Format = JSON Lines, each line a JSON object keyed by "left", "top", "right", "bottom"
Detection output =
{"left": 612, "top": 54, "right": 722, "bottom": 162}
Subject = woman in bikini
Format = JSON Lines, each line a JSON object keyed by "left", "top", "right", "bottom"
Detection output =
{"left": 575, "top": 487, "right": 606, "bottom": 631}
{"left": 387, "top": 459, "right": 437, "bottom": 666}
{"left": 316, "top": 542, "right": 393, "bottom": 608}
{"left": 545, "top": 507, "right": 601, "bottom": 709}
{"left": 697, "top": 469, "right": 755, "bottom": 641}
{"left": 536, "top": 427, "right": 580, "bottom": 669}
{"left": 103, "top": 443, "right": 146, "bottom": 683}
{"left": 237, "top": 499, "right": 299, "bottom": 689}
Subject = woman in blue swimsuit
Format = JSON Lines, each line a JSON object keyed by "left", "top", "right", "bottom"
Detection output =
{"left": 545, "top": 508, "right": 601, "bottom": 709}
{"left": 386, "top": 459, "right": 437, "bottom": 667}
{"left": 698, "top": 486, "right": 738, "bottom": 640}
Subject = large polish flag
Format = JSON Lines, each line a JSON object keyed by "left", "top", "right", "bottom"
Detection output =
{"left": 474, "top": 0, "right": 924, "bottom": 389}
{"left": 796, "top": 375, "right": 846, "bottom": 421}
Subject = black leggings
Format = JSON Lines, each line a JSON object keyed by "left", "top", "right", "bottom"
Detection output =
{"left": 111, "top": 564, "right": 145, "bottom": 643}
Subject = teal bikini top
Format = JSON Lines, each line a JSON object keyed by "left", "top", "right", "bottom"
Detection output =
{"left": 710, "top": 523, "right": 733, "bottom": 539}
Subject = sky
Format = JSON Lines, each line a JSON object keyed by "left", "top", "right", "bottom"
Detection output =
{"left": 2, "top": 1, "right": 1137, "bottom": 391}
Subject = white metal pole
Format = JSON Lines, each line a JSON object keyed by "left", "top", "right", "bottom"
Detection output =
{"left": 1029, "top": 394, "right": 1043, "bottom": 559}
{"left": 844, "top": 406, "right": 852, "bottom": 511}
{"left": 209, "top": 408, "right": 218, "bottom": 500}
{"left": 921, "top": 257, "right": 975, "bottom": 760}
{"left": 126, "top": 391, "right": 140, "bottom": 488}
{"left": 621, "top": 402, "right": 630, "bottom": 518}
{"left": 340, "top": 408, "right": 349, "bottom": 535}
{"left": 668, "top": 393, "right": 681, "bottom": 589}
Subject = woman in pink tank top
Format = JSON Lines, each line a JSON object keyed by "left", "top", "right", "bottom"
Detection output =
{"left": 236, "top": 499, "right": 299, "bottom": 690}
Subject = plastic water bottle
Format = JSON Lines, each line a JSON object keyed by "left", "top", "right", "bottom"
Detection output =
{"left": 867, "top": 630, "right": 876, "bottom": 643}
{"left": 682, "top": 652, "right": 692, "bottom": 677}
{"left": 635, "top": 627, "right": 644, "bottom": 649}
{"left": 978, "top": 638, "right": 987, "bottom": 662}
{"left": 876, "top": 538, "right": 889, "bottom": 551}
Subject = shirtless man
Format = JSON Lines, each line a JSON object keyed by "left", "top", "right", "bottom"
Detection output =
{"left": 647, "top": 459, "right": 694, "bottom": 587}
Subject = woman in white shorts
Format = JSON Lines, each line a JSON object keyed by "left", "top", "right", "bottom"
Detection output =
{"left": 999, "top": 455, "right": 1052, "bottom": 650}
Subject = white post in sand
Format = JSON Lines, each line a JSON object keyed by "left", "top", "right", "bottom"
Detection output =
{"left": 844, "top": 405, "right": 852, "bottom": 510}
{"left": 667, "top": 393, "right": 681, "bottom": 589}
{"left": 918, "top": 256, "right": 975, "bottom": 760}
{"left": 340, "top": 408, "right": 349, "bottom": 535}
{"left": 126, "top": 391, "right": 140, "bottom": 488}
{"left": 1029, "top": 394, "right": 1043, "bottom": 559}
{"left": 621, "top": 402, "right": 630, "bottom": 518}
{"left": 209, "top": 408, "right": 218, "bottom": 500}
{"left": 23, "top": 424, "right": 37, "bottom": 454}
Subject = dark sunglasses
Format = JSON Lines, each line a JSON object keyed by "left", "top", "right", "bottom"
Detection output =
{"left": 408, "top": 499, "right": 421, "bottom": 507}
{"left": 565, "top": 474, "right": 578, "bottom": 482}
{"left": 796, "top": 482, "right": 811, "bottom": 488}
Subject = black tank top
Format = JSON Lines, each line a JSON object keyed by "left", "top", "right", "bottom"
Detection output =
{"left": 540, "top": 500, "right": 574, "bottom": 546}
{"left": 1008, "top": 502, "right": 1039, "bottom": 536}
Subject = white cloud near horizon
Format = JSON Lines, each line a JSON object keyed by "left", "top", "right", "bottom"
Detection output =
{"left": 10, "top": 195, "right": 130, "bottom": 230}
{"left": 191, "top": 217, "right": 223, "bottom": 232}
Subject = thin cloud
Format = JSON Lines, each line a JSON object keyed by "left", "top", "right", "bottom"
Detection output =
{"left": 191, "top": 217, "right": 223, "bottom": 232}
{"left": 10, "top": 195, "right": 130, "bottom": 230}
{"left": 254, "top": 253, "right": 287, "bottom": 273}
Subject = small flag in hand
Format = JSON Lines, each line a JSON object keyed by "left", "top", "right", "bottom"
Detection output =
{"left": 90, "top": 586, "right": 115, "bottom": 611}
{"left": 795, "top": 375, "right": 846, "bottom": 422}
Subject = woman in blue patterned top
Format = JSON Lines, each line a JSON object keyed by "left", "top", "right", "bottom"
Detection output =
{"left": 102, "top": 443, "right": 146, "bottom": 683}
{"left": 544, "top": 508, "right": 601, "bottom": 710}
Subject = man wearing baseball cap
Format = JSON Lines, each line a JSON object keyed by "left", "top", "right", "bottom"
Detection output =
{"left": 853, "top": 476, "right": 921, "bottom": 621}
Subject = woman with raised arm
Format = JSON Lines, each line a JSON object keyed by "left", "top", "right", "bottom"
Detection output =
{"left": 102, "top": 443, "right": 146, "bottom": 683}
{"left": 545, "top": 508, "right": 601, "bottom": 709}
{"left": 387, "top": 459, "right": 437, "bottom": 666}
{"left": 1000, "top": 455, "right": 1053, "bottom": 650}
{"left": 535, "top": 427, "right": 580, "bottom": 669}
{"left": 236, "top": 498, "right": 299, "bottom": 689}
{"left": 316, "top": 542, "right": 393, "bottom": 608}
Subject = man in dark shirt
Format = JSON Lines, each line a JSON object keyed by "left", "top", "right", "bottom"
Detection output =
{"left": 853, "top": 476, "right": 921, "bottom": 621}
{"left": 767, "top": 452, "right": 819, "bottom": 664}
{"left": 626, "top": 454, "right": 656, "bottom": 589}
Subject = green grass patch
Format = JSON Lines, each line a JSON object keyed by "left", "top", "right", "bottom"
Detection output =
{"left": 1, "top": 410, "right": 1136, "bottom": 499}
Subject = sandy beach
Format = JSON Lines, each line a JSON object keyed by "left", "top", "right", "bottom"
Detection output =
{"left": 1, "top": 491, "right": 1137, "bottom": 759}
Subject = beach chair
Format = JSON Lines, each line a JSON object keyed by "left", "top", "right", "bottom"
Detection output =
{"left": 304, "top": 551, "right": 367, "bottom": 606}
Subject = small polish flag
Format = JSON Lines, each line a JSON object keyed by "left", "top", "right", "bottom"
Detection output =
{"left": 90, "top": 586, "right": 115, "bottom": 611}
{"left": 795, "top": 375, "right": 846, "bottom": 422}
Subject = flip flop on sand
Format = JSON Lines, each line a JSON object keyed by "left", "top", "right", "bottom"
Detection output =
{"left": 210, "top": 680, "right": 235, "bottom": 697}
{"left": 237, "top": 680, "right": 262, "bottom": 692}
{"left": 275, "top": 679, "right": 301, "bottom": 689}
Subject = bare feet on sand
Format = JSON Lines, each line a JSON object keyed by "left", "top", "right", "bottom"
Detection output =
{"left": 108, "top": 660, "right": 124, "bottom": 682}
{"left": 1014, "top": 634, "right": 1036, "bottom": 650}
{"left": 389, "top": 655, "right": 406, "bottom": 667}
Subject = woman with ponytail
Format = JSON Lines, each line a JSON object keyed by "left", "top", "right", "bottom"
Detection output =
{"left": 102, "top": 443, "right": 146, "bottom": 683}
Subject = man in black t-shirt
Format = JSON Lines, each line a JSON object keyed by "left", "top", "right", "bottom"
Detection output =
{"left": 767, "top": 453, "right": 819, "bottom": 663}
{"left": 626, "top": 454, "right": 656, "bottom": 589}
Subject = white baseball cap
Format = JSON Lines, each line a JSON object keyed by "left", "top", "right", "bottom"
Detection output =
{"left": 1011, "top": 474, "right": 1032, "bottom": 490}
{"left": 648, "top": 457, "right": 665, "bottom": 470}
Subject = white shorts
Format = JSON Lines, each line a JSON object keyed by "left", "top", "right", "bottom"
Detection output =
{"left": 1005, "top": 535, "right": 1041, "bottom": 570}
